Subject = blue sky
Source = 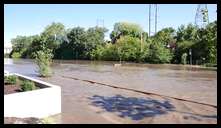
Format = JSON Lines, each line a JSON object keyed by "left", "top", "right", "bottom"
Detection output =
{"left": 4, "top": 4, "right": 217, "bottom": 44}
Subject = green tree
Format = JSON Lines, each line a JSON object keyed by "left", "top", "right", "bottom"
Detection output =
{"left": 147, "top": 39, "right": 173, "bottom": 63}
{"left": 110, "top": 22, "right": 144, "bottom": 43}
{"left": 29, "top": 35, "right": 45, "bottom": 58}
{"left": 67, "top": 27, "right": 87, "bottom": 59}
{"left": 176, "top": 24, "right": 198, "bottom": 42}
{"left": 55, "top": 26, "right": 108, "bottom": 60}
{"left": 54, "top": 41, "right": 73, "bottom": 59}
{"left": 90, "top": 45, "right": 105, "bottom": 60}
{"left": 10, "top": 36, "right": 33, "bottom": 58}
{"left": 8, "top": 20, "right": 216, "bottom": 65}
{"left": 96, "top": 43, "right": 120, "bottom": 61}
{"left": 85, "top": 27, "right": 108, "bottom": 59}
{"left": 154, "top": 27, "right": 176, "bottom": 46}
{"left": 205, "top": 21, "right": 216, "bottom": 64}
{"left": 174, "top": 40, "right": 194, "bottom": 64}
{"left": 115, "top": 36, "right": 149, "bottom": 62}
{"left": 41, "top": 22, "right": 66, "bottom": 50}
{"left": 193, "top": 21, "right": 217, "bottom": 64}
{"left": 173, "top": 24, "right": 199, "bottom": 64}
{"left": 91, "top": 36, "right": 149, "bottom": 63}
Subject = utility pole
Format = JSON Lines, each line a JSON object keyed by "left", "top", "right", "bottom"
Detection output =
{"left": 96, "top": 19, "right": 98, "bottom": 27}
{"left": 155, "top": 4, "right": 158, "bottom": 34}
{"left": 140, "top": 32, "right": 143, "bottom": 52}
{"left": 149, "top": 4, "right": 151, "bottom": 37}
{"left": 96, "top": 19, "right": 104, "bottom": 28}
{"left": 102, "top": 19, "right": 104, "bottom": 28}
{"left": 148, "top": 4, "right": 158, "bottom": 36}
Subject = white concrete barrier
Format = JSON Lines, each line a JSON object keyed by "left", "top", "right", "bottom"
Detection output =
{"left": 4, "top": 73, "right": 61, "bottom": 118}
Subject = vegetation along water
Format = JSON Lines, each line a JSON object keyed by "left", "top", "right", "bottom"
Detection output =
{"left": 8, "top": 21, "right": 217, "bottom": 67}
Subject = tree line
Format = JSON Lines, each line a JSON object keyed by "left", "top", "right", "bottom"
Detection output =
{"left": 9, "top": 21, "right": 217, "bottom": 65}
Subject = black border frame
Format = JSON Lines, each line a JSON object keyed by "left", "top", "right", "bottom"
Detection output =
{"left": 2, "top": 0, "right": 219, "bottom": 127}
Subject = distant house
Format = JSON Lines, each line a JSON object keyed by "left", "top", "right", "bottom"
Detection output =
{"left": 4, "top": 43, "right": 12, "bottom": 54}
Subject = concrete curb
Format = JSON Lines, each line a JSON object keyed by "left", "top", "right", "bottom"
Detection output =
{"left": 4, "top": 73, "right": 61, "bottom": 118}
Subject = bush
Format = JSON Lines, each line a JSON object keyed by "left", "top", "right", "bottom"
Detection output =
{"left": 181, "top": 53, "right": 188, "bottom": 65}
{"left": 90, "top": 45, "right": 105, "bottom": 60}
{"left": 33, "top": 48, "right": 53, "bottom": 77}
{"left": 90, "top": 43, "right": 119, "bottom": 61}
{"left": 101, "top": 44, "right": 119, "bottom": 61}
{"left": 116, "top": 36, "right": 149, "bottom": 62}
{"left": 4, "top": 75, "right": 17, "bottom": 85}
{"left": 11, "top": 52, "right": 22, "bottom": 58}
{"left": 20, "top": 80, "right": 36, "bottom": 91}
{"left": 204, "top": 63, "right": 217, "bottom": 67}
{"left": 147, "top": 40, "right": 173, "bottom": 63}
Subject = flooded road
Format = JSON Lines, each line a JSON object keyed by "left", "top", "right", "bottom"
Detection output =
{"left": 4, "top": 58, "right": 217, "bottom": 123}
{"left": 4, "top": 58, "right": 217, "bottom": 106}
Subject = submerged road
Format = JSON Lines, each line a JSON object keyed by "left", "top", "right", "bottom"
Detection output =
{"left": 4, "top": 59, "right": 217, "bottom": 123}
{"left": 40, "top": 74, "right": 217, "bottom": 124}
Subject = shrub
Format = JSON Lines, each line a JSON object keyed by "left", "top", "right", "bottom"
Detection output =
{"left": 90, "top": 43, "right": 119, "bottom": 61}
{"left": 11, "top": 52, "right": 22, "bottom": 58}
{"left": 204, "top": 63, "right": 217, "bottom": 67}
{"left": 101, "top": 44, "right": 119, "bottom": 61}
{"left": 174, "top": 41, "right": 194, "bottom": 64}
{"left": 147, "top": 40, "right": 173, "bottom": 63}
{"left": 20, "top": 80, "right": 36, "bottom": 91}
{"left": 90, "top": 45, "right": 105, "bottom": 60}
{"left": 33, "top": 48, "right": 53, "bottom": 77}
{"left": 115, "top": 36, "right": 149, "bottom": 62}
{"left": 4, "top": 75, "right": 17, "bottom": 85}
{"left": 181, "top": 53, "right": 188, "bottom": 65}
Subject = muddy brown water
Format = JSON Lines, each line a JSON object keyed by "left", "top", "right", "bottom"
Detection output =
{"left": 4, "top": 58, "right": 217, "bottom": 123}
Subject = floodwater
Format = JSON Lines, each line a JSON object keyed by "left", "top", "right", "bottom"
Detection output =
{"left": 4, "top": 58, "right": 217, "bottom": 123}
